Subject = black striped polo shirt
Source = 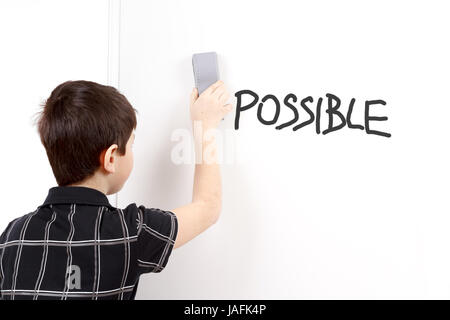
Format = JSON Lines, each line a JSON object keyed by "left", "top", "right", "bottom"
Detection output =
{"left": 0, "top": 186, "right": 178, "bottom": 300}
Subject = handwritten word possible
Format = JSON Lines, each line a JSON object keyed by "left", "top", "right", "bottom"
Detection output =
{"left": 234, "top": 90, "right": 391, "bottom": 138}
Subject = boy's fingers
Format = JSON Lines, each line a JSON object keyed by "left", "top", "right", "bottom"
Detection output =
{"left": 221, "top": 103, "right": 233, "bottom": 116}
{"left": 218, "top": 90, "right": 230, "bottom": 103}
{"left": 204, "top": 80, "right": 224, "bottom": 95}
{"left": 213, "top": 85, "right": 226, "bottom": 98}
{"left": 190, "top": 87, "right": 198, "bottom": 104}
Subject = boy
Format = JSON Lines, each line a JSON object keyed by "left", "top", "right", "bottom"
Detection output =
{"left": 0, "top": 79, "right": 233, "bottom": 299}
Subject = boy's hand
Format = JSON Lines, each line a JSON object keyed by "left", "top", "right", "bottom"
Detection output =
{"left": 189, "top": 80, "right": 233, "bottom": 129}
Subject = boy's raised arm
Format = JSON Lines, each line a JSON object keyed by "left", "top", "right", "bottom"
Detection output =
{"left": 171, "top": 80, "right": 233, "bottom": 249}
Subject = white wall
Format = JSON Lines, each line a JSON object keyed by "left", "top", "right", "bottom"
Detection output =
{"left": 117, "top": 0, "right": 450, "bottom": 299}
{"left": 0, "top": 0, "right": 111, "bottom": 226}
{"left": 1, "top": 0, "right": 450, "bottom": 299}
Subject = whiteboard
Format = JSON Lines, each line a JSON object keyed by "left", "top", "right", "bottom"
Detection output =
{"left": 116, "top": 0, "right": 450, "bottom": 299}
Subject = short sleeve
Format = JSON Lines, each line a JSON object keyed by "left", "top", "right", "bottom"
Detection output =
{"left": 135, "top": 205, "right": 178, "bottom": 274}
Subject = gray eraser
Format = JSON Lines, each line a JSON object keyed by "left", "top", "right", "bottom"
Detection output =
{"left": 192, "top": 51, "right": 220, "bottom": 95}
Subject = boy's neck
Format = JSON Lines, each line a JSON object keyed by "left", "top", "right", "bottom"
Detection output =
{"left": 67, "top": 177, "right": 109, "bottom": 195}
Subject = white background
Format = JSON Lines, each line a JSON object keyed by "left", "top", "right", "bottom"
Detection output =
{"left": 1, "top": 0, "right": 450, "bottom": 299}
{"left": 0, "top": 1, "right": 111, "bottom": 226}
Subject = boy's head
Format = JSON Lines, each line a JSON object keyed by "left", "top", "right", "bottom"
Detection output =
{"left": 35, "top": 80, "right": 138, "bottom": 195}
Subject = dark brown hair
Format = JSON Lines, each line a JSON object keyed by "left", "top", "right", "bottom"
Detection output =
{"left": 34, "top": 80, "right": 138, "bottom": 186}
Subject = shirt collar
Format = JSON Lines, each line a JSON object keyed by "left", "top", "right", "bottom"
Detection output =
{"left": 39, "top": 186, "right": 114, "bottom": 209}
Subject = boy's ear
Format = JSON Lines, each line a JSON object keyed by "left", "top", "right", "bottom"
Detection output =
{"left": 100, "top": 144, "right": 118, "bottom": 173}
